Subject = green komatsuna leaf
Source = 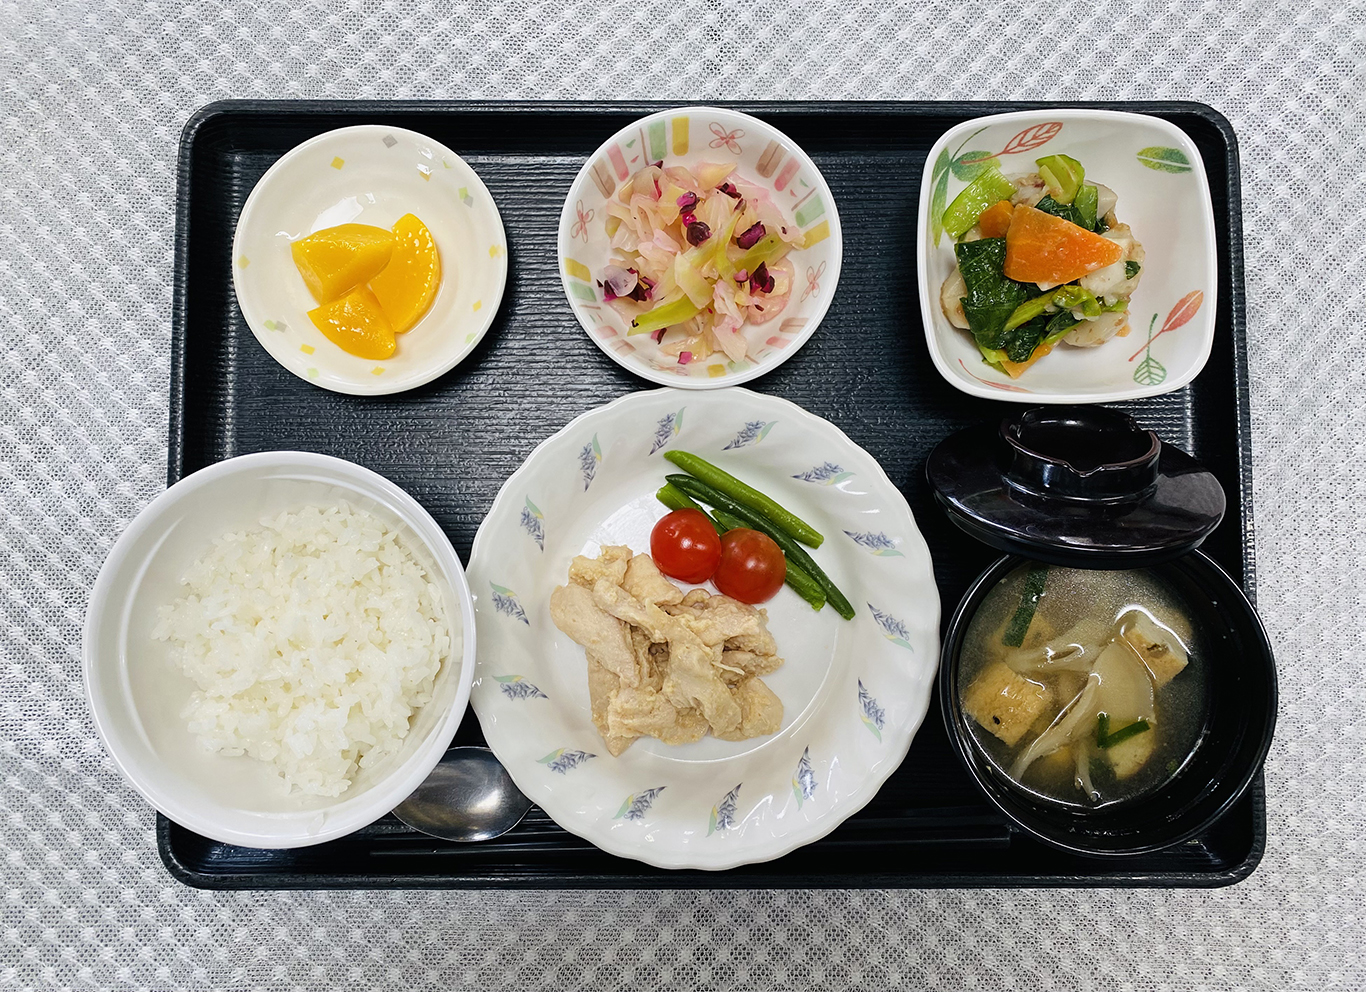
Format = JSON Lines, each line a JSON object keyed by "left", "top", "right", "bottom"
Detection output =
{"left": 1043, "top": 310, "right": 1081, "bottom": 345}
{"left": 1033, "top": 194, "right": 1088, "bottom": 229}
{"left": 954, "top": 238, "right": 1031, "bottom": 350}
{"left": 1133, "top": 353, "right": 1168, "bottom": 386}
{"left": 1136, "top": 146, "right": 1193, "bottom": 173}
{"left": 931, "top": 169, "right": 950, "bottom": 246}
{"left": 1002, "top": 313, "right": 1051, "bottom": 364}
{"left": 950, "top": 151, "right": 998, "bottom": 181}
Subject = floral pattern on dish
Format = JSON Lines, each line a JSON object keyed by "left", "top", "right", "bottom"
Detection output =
{"left": 615, "top": 787, "right": 666, "bottom": 821}
{"left": 792, "top": 748, "right": 816, "bottom": 809}
{"left": 723, "top": 420, "right": 776, "bottom": 450}
{"left": 792, "top": 462, "right": 853, "bottom": 486}
{"left": 869, "top": 604, "right": 914, "bottom": 650}
{"left": 579, "top": 434, "right": 602, "bottom": 491}
{"left": 844, "top": 531, "right": 903, "bottom": 557}
{"left": 708, "top": 784, "right": 742, "bottom": 835}
{"left": 858, "top": 680, "right": 886, "bottom": 742}
{"left": 489, "top": 583, "right": 529, "bottom": 625}
{"left": 493, "top": 675, "right": 548, "bottom": 701}
{"left": 537, "top": 748, "right": 595, "bottom": 774}
{"left": 519, "top": 498, "right": 545, "bottom": 551}
{"left": 649, "top": 408, "right": 685, "bottom": 455}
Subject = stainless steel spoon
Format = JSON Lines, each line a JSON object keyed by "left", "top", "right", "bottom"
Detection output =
{"left": 392, "top": 746, "right": 532, "bottom": 842}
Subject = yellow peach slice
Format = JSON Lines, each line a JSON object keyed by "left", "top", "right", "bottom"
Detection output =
{"left": 307, "top": 286, "right": 396, "bottom": 359}
{"left": 369, "top": 213, "right": 441, "bottom": 333}
{"left": 291, "top": 224, "right": 396, "bottom": 303}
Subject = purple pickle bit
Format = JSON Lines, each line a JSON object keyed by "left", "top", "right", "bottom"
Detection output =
{"left": 679, "top": 352, "right": 693, "bottom": 364}
{"left": 717, "top": 182, "right": 741, "bottom": 199}
{"left": 736, "top": 222, "right": 765, "bottom": 249}
{"left": 651, "top": 328, "right": 666, "bottom": 343}
{"left": 685, "top": 221, "right": 712, "bottom": 246}
{"left": 626, "top": 274, "right": 654, "bottom": 303}
{"left": 749, "top": 261, "right": 775, "bottom": 294}
{"left": 676, "top": 191, "right": 699, "bottom": 211}
{"left": 734, "top": 268, "right": 749, "bottom": 283}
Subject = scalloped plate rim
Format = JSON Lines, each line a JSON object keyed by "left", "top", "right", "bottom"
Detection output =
{"left": 467, "top": 387, "right": 939, "bottom": 870}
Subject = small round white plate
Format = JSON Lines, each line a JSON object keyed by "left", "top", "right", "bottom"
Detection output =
{"left": 558, "top": 107, "right": 843, "bottom": 389}
{"left": 468, "top": 388, "right": 939, "bottom": 870}
{"left": 232, "top": 125, "right": 508, "bottom": 395}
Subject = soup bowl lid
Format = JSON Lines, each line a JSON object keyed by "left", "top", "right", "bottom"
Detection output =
{"left": 926, "top": 406, "right": 1226, "bottom": 569}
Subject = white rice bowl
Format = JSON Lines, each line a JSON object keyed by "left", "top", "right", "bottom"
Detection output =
{"left": 83, "top": 451, "right": 476, "bottom": 849}
{"left": 152, "top": 502, "right": 450, "bottom": 798}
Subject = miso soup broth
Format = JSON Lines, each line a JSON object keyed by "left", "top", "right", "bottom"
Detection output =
{"left": 958, "top": 563, "right": 1207, "bottom": 808}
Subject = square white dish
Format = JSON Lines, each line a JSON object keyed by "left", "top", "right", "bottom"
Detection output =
{"left": 917, "top": 109, "right": 1217, "bottom": 403}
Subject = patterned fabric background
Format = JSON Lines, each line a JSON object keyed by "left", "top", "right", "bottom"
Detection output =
{"left": 2, "top": 1, "right": 1363, "bottom": 988}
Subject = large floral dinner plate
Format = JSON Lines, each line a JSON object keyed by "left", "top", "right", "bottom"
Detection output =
{"left": 467, "top": 388, "right": 939, "bottom": 870}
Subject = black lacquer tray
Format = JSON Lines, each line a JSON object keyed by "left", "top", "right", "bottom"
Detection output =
{"left": 162, "top": 100, "right": 1260, "bottom": 888}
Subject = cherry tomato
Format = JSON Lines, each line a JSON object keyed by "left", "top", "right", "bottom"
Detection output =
{"left": 650, "top": 509, "right": 722, "bottom": 584}
{"left": 713, "top": 528, "right": 787, "bottom": 604}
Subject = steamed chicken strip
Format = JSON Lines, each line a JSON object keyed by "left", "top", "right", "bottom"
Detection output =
{"left": 591, "top": 577, "right": 742, "bottom": 734}
{"left": 550, "top": 548, "right": 785, "bottom": 754}
{"left": 549, "top": 582, "right": 639, "bottom": 686}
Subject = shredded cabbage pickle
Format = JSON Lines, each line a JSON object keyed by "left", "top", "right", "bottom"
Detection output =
{"left": 601, "top": 163, "right": 803, "bottom": 365}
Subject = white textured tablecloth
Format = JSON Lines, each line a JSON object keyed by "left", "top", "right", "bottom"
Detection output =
{"left": 3, "top": 1, "right": 1363, "bottom": 988}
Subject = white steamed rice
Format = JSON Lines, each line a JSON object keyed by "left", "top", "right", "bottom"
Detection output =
{"left": 151, "top": 501, "right": 450, "bottom": 797}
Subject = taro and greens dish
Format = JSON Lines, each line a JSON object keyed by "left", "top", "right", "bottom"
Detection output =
{"left": 940, "top": 155, "right": 1145, "bottom": 377}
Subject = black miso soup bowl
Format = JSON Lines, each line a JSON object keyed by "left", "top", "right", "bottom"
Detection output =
{"left": 940, "top": 551, "right": 1278, "bottom": 857}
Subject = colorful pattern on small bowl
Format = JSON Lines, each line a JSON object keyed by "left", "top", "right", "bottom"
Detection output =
{"left": 467, "top": 388, "right": 939, "bottom": 870}
{"left": 232, "top": 125, "right": 508, "bottom": 396}
{"left": 558, "top": 108, "right": 843, "bottom": 390}
{"left": 916, "top": 110, "right": 1218, "bottom": 404}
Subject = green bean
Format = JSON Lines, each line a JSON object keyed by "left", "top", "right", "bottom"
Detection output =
{"left": 656, "top": 483, "right": 720, "bottom": 532}
{"left": 666, "top": 474, "right": 854, "bottom": 620}
{"left": 711, "top": 509, "right": 827, "bottom": 612}
{"left": 663, "top": 450, "right": 824, "bottom": 548}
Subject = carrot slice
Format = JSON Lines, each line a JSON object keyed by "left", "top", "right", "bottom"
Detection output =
{"left": 1004, "top": 203, "right": 1124, "bottom": 285}
{"left": 978, "top": 200, "right": 1014, "bottom": 239}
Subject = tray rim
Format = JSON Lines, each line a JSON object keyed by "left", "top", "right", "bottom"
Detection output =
{"left": 164, "top": 98, "right": 1259, "bottom": 890}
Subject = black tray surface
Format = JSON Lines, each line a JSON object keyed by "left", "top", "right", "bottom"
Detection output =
{"left": 164, "top": 100, "right": 1258, "bottom": 889}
